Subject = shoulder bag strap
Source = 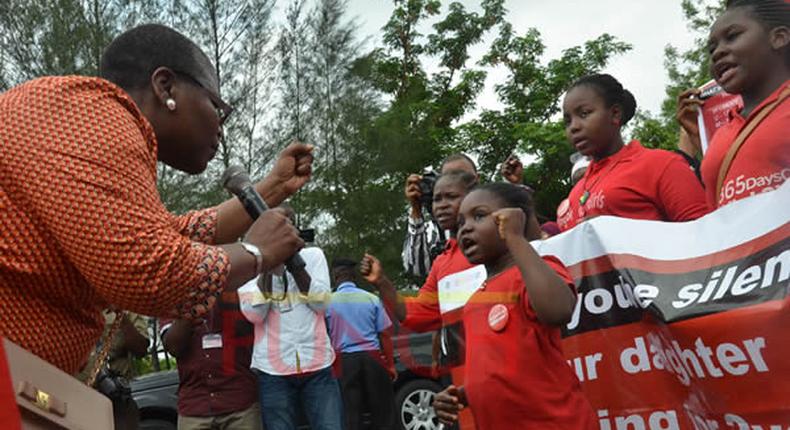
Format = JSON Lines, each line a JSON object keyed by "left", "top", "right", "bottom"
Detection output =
{"left": 715, "top": 85, "right": 790, "bottom": 201}
{"left": 86, "top": 310, "right": 126, "bottom": 387}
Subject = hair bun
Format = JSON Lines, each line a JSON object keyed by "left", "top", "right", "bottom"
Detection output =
{"left": 620, "top": 89, "right": 637, "bottom": 126}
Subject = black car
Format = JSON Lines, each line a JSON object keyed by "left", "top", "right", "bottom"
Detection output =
{"left": 132, "top": 331, "right": 444, "bottom": 430}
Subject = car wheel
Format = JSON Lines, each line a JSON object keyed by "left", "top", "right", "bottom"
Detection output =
{"left": 139, "top": 418, "right": 177, "bottom": 430}
{"left": 395, "top": 379, "right": 442, "bottom": 430}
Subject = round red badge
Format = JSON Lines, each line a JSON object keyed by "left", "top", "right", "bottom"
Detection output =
{"left": 488, "top": 304, "right": 509, "bottom": 332}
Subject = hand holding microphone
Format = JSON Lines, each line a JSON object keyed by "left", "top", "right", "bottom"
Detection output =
{"left": 223, "top": 165, "right": 306, "bottom": 272}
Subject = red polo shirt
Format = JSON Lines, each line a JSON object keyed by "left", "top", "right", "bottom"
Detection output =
{"left": 557, "top": 141, "right": 709, "bottom": 231}
{"left": 700, "top": 80, "right": 790, "bottom": 208}
{"left": 161, "top": 298, "right": 257, "bottom": 417}
{"left": 463, "top": 260, "right": 595, "bottom": 430}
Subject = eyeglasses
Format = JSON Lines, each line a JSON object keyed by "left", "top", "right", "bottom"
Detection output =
{"left": 173, "top": 70, "right": 234, "bottom": 125}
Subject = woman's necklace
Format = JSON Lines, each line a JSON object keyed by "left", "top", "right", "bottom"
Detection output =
{"left": 579, "top": 157, "right": 623, "bottom": 206}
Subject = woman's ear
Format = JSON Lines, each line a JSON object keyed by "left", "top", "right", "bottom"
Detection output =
{"left": 769, "top": 25, "right": 789, "bottom": 51}
{"left": 610, "top": 104, "right": 623, "bottom": 127}
{"left": 149, "top": 67, "right": 178, "bottom": 107}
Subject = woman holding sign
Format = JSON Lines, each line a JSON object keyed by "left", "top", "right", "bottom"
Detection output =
{"left": 678, "top": 0, "right": 789, "bottom": 208}
{"left": 557, "top": 74, "right": 709, "bottom": 232}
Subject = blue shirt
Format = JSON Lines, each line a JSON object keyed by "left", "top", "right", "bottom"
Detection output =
{"left": 326, "top": 282, "right": 392, "bottom": 353}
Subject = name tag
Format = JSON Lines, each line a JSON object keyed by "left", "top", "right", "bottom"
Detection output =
{"left": 438, "top": 265, "right": 487, "bottom": 314}
{"left": 202, "top": 333, "right": 223, "bottom": 350}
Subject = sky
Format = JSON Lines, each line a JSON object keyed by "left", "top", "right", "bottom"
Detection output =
{"left": 341, "top": 0, "right": 706, "bottom": 118}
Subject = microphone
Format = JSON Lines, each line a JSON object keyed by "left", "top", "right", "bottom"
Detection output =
{"left": 222, "top": 165, "right": 306, "bottom": 272}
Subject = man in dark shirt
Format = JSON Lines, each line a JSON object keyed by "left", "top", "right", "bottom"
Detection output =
{"left": 162, "top": 297, "right": 260, "bottom": 430}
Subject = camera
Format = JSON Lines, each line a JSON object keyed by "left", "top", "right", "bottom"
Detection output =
{"left": 418, "top": 171, "right": 438, "bottom": 215}
{"left": 299, "top": 228, "right": 316, "bottom": 243}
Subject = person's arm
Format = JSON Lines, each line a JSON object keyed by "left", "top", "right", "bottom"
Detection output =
{"left": 501, "top": 154, "right": 524, "bottom": 185}
{"left": 361, "top": 254, "right": 408, "bottom": 322}
{"left": 494, "top": 209, "right": 576, "bottom": 326}
{"left": 299, "top": 249, "right": 332, "bottom": 313}
{"left": 211, "top": 143, "right": 314, "bottom": 245}
{"left": 119, "top": 316, "right": 149, "bottom": 358}
{"left": 433, "top": 385, "right": 467, "bottom": 426}
{"left": 656, "top": 155, "right": 711, "bottom": 222}
{"left": 375, "top": 299, "right": 396, "bottom": 379}
{"left": 674, "top": 130, "right": 702, "bottom": 182}
{"left": 362, "top": 253, "right": 443, "bottom": 331}
{"left": 676, "top": 88, "right": 704, "bottom": 159}
{"left": 379, "top": 327, "right": 397, "bottom": 380}
{"left": 161, "top": 320, "right": 194, "bottom": 360}
{"left": 238, "top": 279, "right": 272, "bottom": 324}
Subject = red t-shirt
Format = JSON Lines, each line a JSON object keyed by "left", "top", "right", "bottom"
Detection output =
{"left": 462, "top": 259, "right": 595, "bottom": 430}
{"left": 557, "top": 141, "right": 709, "bottom": 232}
{"left": 700, "top": 80, "right": 790, "bottom": 208}
{"left": 402, "top": 238, "right": 481, "bottom": 331}
{"left": 403, "top": 238, "right": 483, "bottom": 429}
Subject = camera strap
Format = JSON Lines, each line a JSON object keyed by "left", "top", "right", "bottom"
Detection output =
{"left": 86, "top": 310, "right": 126, "bottom": 388}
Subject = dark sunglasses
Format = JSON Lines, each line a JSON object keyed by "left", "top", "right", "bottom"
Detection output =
{"left": 173, "top": 70, "right": 234, "bottom": 125}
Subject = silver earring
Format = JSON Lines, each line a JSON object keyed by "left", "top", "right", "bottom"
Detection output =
{"left": 166, "top": 98, "right": 176, "bottom": 111}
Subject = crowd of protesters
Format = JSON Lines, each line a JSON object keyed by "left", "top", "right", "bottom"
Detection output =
{"left": 0, "top": 0, "right": 787, "bottom": 429}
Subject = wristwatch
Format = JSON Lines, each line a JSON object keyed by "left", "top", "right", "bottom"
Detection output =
{"left": 240, "top": 242, "right": 264, "bottom": 274}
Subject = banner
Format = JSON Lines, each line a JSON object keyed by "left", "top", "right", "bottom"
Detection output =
{"left": 535, "top": 181, "right": 790, "bottom": 430}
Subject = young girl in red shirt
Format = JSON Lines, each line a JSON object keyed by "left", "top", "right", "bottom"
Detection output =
{"left": 433, "top": 183, "right": 596, "bottom": 430}
{"left": 558, "top": 74, "right": 709, "bottom": 231}
{"left": 678, "top": 0, "right": 789, "bottom": 208}
{"left": 362, "top": 170, "right": 482, "bottom": 429}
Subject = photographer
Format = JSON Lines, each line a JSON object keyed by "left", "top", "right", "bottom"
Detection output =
{"left": 402, "top": 154, "right": 478, "bottom": 279}
{"left": 0, "top": 24, "right": 310, "bottom": 376}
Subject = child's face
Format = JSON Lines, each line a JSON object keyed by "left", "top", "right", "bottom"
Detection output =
{"left": 457, "top": 190, "right": 509, "bottom": 265}
{"left": 708, "top": 7, "right": 774, "bottom": 95}
{"left": 562, "top": 85, "right": 620, "bottom": 159}
{"left": 432, "top": 177, "right": 467, "bottom": 231}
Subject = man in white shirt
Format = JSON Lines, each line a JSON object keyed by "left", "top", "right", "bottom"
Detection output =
{"left": 238, "top": 207, "right": 342, "bottom": 430}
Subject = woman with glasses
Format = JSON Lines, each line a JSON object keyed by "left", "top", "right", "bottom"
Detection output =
{"left": 0, "top": 23, "right": 313, "bottom": 385}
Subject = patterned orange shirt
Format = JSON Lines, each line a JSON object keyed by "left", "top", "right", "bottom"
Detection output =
{"left": 0, "top": 77, "right": 230, "bottom": 373}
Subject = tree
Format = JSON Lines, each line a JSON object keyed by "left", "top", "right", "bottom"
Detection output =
{"left": 0, "top": 0, "right": 160, "bottom": 85}
{"left": 632, "top": 0, "right": 725, "bottom": 151}
{"left": 326, "top": 0, "right": 506, "bottom": 282}
{"left": 459, "top": 27, "right": 631, "bottom": 218}
{"left": 275, "top": 0, "right": 316, "bottom": 147}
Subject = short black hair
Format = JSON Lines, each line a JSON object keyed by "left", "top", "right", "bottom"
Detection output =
{"left": 726, "top": 0, "right": 790, "bottom": 30}
{"left": 100, "top": 24, "right": 218, "bottom": 93}
{"left": 442, "top": 153, "right": 477, "bottom": 173}
{"left": 473, "top": 182, "right": 534, "bottom": 235}
{"left": 436, "top": 170, "right": 478, "bottom": 193}
{"left": 569, "top": 74, "right": 637, "bottom": 126}
{"left": 332, "top": 258, "right": 357, "bottom": 270}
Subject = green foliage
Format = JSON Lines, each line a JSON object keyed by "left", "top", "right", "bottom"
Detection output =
{"left": 0, "top": 0, "right": 160, "bottom": 81}
{"left": 289, "top": 0, "right": 505, "bottom": 286}
{"left": 632, "top": 0, "right": 726, "bottom": 151}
